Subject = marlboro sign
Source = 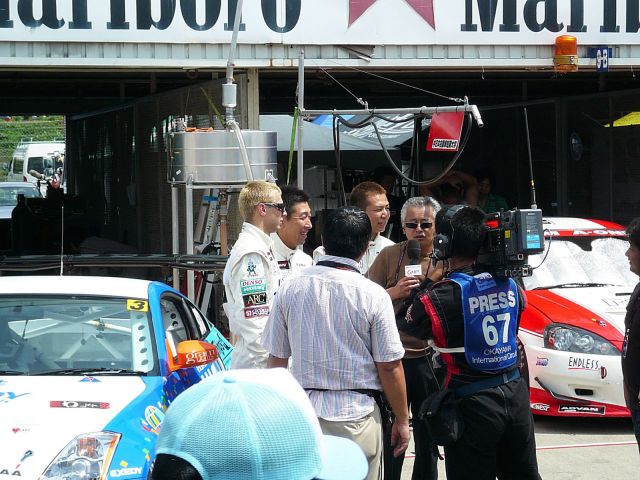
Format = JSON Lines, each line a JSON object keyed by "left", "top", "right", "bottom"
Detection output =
{"left": 426, "top": 112, "right": 464, "bottom": 152}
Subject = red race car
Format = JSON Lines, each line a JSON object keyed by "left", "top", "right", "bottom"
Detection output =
{"left": 519, "top": 217, "right": 635, "bottom": 417}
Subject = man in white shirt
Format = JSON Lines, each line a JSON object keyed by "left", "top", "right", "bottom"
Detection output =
{"left": 271, "top": 186, "right": 313, "bottom": 279}
{"left": 313, "top": 181, "right": 394, "bottom": 274}
{"left": 222, "top": 181, "right": 284, "bottom": 369}
{"left": 264, "top": 207, "right": 410, "bottom": 480}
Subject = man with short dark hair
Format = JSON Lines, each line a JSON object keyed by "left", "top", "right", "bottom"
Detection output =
{"left": 264, "top": 207, "right": 410, "bottom": 480}
{"left": 399, "top": 205, "right": 541, "bottom": 480}
{"left": 271, "top": 186, "right": 312, "bottom": 278}
{"left": 313, "top": 181, "right": 394, "bottom": 274}
{"left": 622, "top": 217, "right": 640, "bottom": 452}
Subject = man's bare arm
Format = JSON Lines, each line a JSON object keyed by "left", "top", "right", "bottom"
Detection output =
{"left": 376, "top": 359, "right": 410, "bottom": 457}
{"left": 267, "top": 354, "right": 289, "bottom": 369}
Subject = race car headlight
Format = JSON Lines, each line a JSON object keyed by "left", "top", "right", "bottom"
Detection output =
{"left": 544, "top": 324, "right": 619, "bottom": 356}
{"left": 39, "top": 432, "right": 120, "bottom": 480}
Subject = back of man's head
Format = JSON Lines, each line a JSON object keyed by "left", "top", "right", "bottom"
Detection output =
{"left": 322, "top": 207, "right": 371, "bottom": 260}
{"left": 349, "top": 181, "right": 386, "bottom": 210}
{"left": 281, "top": 185, "right": 309, "bottom": 214}
{"left": 435, "top": 205, "right": 486, "bottom": 260}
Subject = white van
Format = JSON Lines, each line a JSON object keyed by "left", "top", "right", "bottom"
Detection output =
{"left": 6, "top": 140, "right": 65, "bottom": 185}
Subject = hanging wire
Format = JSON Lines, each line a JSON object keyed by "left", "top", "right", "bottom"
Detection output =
{"left": 320, "top": 59, "right": 465, "bottom": 103}
{"left": 318, "top": 66, "right": 368, "bottom": 108}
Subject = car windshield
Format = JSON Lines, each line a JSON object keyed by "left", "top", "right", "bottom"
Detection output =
{"left": 0, "top": 295, "right": 157, "bottom": 375}
{"left": 0, "top": 185, "right": 41, "bottom": 206}
{"left": 523, "top": 237, "right": 637, "bottom": 290}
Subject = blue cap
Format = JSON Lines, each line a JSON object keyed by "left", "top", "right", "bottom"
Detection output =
{"left": 155, "top": 368, "right": 368, "bottom": 480}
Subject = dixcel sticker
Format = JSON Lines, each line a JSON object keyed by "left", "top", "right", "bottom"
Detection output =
{"left": 531, "top": 403, "right": 550, "bottom": 412}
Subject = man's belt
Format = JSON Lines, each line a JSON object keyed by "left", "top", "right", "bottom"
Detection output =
{"left": 454, "top": 369, "right": 521, "bottom": 398}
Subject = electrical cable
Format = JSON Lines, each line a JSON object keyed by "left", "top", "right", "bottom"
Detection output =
{"left": 530, "top": 228, "right": 553, "bottom": 271}
{"left": 336, "top": 113, "right": 473, "bottom": 186}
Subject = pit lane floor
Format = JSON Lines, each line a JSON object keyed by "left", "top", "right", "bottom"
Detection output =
{"left": 400, "top": 416, "right": 639, "bottom": 479}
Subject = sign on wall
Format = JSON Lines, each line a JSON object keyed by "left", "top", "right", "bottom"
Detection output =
{"left": 1, "top": 0, "right": 639, "bottom": 45}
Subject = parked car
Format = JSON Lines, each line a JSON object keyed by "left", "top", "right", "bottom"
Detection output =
{"left": 0, "top": 181, "right": 42, "bottom": 219}
{"left": 520, "top": 217, "right": 635, "bottom": 417}
{"left": 0, "top": 276, "right": 232, "bottom": 479}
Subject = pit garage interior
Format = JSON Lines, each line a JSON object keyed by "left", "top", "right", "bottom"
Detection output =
{"left": 3, "top": 67, "right": 640, "bottom": 256}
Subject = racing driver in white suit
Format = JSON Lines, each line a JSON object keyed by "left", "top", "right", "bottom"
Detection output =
{"left": 223, "top": 181, "right": 284, "bottom": 369}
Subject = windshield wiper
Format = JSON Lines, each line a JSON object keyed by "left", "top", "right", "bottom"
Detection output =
{"left": 533, "top": 282, "right": 619, "bottom": 290}
{"left": 31, "top": 367, "right": 147, "bottom": 376}
{"left": 0, "top": 370, "right": 26, "bottom": 375}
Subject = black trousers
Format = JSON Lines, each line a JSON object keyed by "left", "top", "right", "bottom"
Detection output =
{"left": 444, "top": 377, "right": 541, "bottom": 480}
{"left": 383, "top": 356, "right": 442, "bottom": 480}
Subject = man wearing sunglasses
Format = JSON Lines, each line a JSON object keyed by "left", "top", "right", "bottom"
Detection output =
{"left": 368, "top": 196, "right": 444, "bottom": 480}
{"left": 271, "top": 186, "right": 313, "bottom": 279}
{"left": 223, "top": 180, "right": 286, "bottom": 369}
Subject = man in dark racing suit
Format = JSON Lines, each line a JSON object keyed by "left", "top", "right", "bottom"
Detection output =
{"left": 399, "top": 205, "right": 541, "bottom": 480}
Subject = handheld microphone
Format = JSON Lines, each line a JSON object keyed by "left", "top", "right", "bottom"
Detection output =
{"left": 407, "top": 239, "right": 421, "bottom": 265}
{"left": 29, "top": 169, "right": 44, "bottom": 180}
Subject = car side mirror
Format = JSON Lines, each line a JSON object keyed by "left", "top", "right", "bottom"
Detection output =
{"left": 1, "top": 163, "right": 7, "bottom": 172}
{"left": 170, "top": 340, "right": 218, "bottom": 372}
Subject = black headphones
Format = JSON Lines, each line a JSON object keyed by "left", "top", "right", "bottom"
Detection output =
{"left": 432, "top": 205, "right": 466, "bottom": 261}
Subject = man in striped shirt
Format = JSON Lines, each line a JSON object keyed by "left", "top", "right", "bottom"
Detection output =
{"left": 263, "top": 207, "right": 410, "bottom": 480}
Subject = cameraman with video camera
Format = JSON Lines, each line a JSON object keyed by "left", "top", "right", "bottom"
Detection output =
{"left": 399, "top": 205, "right": 541, "bottom": 480}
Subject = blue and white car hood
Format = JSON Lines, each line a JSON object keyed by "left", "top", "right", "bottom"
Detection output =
{"left": 0, "top": 376, "right": 153, "bottom": 479}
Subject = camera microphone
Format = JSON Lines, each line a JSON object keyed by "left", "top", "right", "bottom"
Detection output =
{"left": 407, "top": 239, "right": 421, "bottom": 265}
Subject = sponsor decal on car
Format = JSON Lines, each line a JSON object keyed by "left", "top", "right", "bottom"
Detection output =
{"left": 0, "top": 468, "right": 22, "bottom": 476}
{"left": 536, "top": 357, "right": 549, "bottom": 367}
{"left": 10, "top": 427, "right": 30, "bottom": 434}
{"left": 568, "top": 356, "right": 600, "bottom": 370}
{"left": 0, "top": 391, "right": 29, "bottom": 404}
{"left": 559, "top": 405, "right": 606, "bottom": 415}
{"left": 601, "top": 366, "right": 608, "bottom": 379}
{"left": 110, "top": 467, "right": 143, "bottom": 477}
{"left": 531, "top": 403, "right": 550, "bottom": 412}
{"left": 50, "top": 400, "right": 110, "bottom": 409}
{"left": 141, "top": 405, "right": 165, "bottom": 435}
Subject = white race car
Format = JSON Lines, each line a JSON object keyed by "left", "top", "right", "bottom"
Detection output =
{"left": 520, "top": 218, "right": 635, "bottom": 417}
{"left": 0, "top": 276, "right": 232, "bottom": 479}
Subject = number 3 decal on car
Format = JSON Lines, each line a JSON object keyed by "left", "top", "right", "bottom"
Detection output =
{"left": 127, "top": 299, "right": 149, "bottom": 312}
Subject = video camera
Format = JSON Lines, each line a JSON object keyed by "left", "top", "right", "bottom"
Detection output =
{"left": 476, "top": 208, "right": 545, "bottom": 278}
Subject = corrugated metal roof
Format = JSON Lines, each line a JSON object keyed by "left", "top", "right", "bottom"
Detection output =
{"left": 0, "top": 42, "right": 636, "bottom": 71}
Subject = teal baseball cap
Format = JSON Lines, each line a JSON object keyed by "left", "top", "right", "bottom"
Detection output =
{"left": 154, "top": 368, "right": 368, "bottom": 480}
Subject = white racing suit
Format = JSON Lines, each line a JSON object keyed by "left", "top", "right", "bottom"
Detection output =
{"left": 223, "top": 223, "right": 282, "bottom": 369}
{"left": 271, "top": 232, "right": 312, "bottom": 280}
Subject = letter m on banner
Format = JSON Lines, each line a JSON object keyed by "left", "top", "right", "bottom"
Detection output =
{"left": 426, "top": 112, "right": 464, "bottom": 151}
